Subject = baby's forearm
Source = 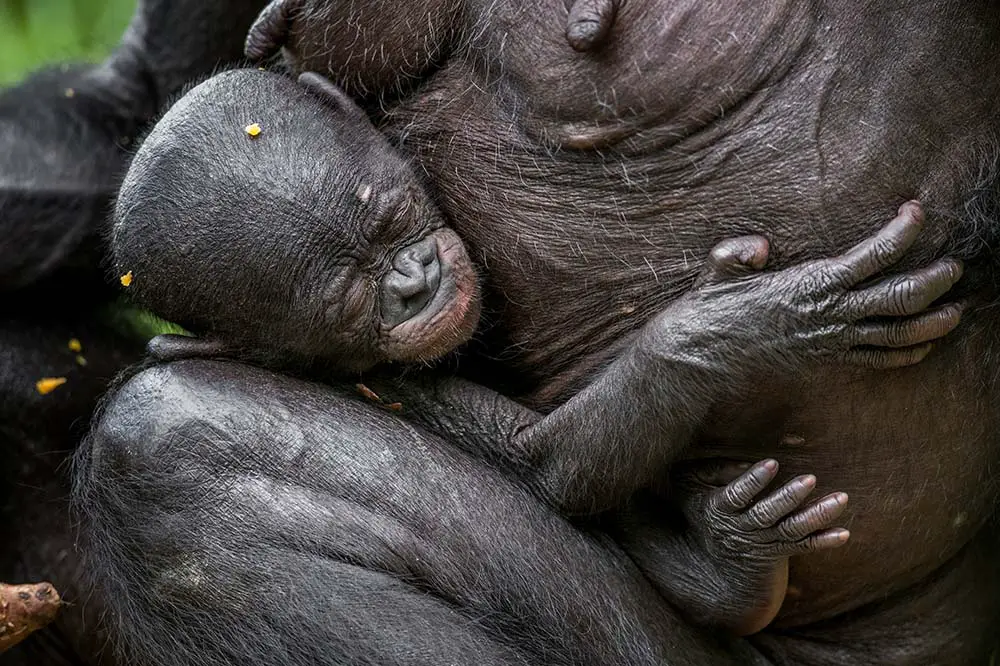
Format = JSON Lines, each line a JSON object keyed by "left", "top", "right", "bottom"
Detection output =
{"left": 364, "top": 330, "right": 719, "bottom": 515}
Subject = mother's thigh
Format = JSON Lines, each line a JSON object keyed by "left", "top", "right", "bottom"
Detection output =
{"left": 75, "top": 360, "right": 760, "bottom": 666}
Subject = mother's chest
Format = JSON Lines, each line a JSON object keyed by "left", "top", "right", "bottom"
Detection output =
{"left": 463, "top": 0, "right": 815, "bottom": 143}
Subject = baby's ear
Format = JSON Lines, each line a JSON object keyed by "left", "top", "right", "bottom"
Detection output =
{"left": 298, "top": 72, "right": 375, "bottom": 130}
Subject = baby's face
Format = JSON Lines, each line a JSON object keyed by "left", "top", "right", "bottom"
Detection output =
{"left": 315, "top": 177, "right": 482, "bottom": 371}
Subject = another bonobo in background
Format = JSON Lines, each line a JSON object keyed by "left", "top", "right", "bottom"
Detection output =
{"left": 0, "top": 0, "right": 276, "bottom": 299}
{"left": 112, "top": 68, "right": 964, "bottom": 634}
{"left": 0, "top": 63, "right": 154, "bottom": 297}
{"left": 0, "top": 306, "right": 144, "bottom": 665}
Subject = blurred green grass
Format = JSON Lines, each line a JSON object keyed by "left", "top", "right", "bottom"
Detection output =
{"left": 0, "top": 0, "right": 136, "bottom": 84}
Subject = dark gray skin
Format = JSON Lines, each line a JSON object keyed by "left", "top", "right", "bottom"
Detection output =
{"left": 0, "top": 0, "right": 990, "bottom": 664}
{"left": 0, "top": 304, "right": 144, "bottom": 666}
{"left": 114, "top": 68, "right": 957, "bottom": 635}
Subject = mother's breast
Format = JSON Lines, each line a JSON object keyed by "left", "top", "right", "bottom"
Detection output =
{"left": 463, "top": 0, "right": 814, "bottom": 150}
{"left": 695, "top": 315, "right": 1000, "bottom": 625}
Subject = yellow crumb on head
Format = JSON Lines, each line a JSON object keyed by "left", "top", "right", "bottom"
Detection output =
{"left": 120, "top": 271, "right": 134, "bottom": 287}
{"left": 68, "top": 338, "right": 82, "bottom": 353}
{"left": 36, "top": 377, "right": 67, "bottom": 395}
{"left": 245, "top": 123, "right": 262, "bottom": 138}
{"left": 64, "top": 88, "right": 75, "bottom": 98}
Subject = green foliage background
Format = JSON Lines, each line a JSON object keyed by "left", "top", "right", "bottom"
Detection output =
{"left": 0, "top": 0, "right": 136, "bottom": 84}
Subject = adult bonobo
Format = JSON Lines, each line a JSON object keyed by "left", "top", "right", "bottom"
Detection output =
{"left": 109, "top": 68, "right": 967, "bottom": 637}
{"left": 46, "top": 0, "right": 1000, "bottom": 664}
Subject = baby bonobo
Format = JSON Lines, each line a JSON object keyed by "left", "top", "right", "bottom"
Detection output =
{"left": 113, "top": 69, "right": 964, "bottom": 636}
{"left": 114, "top": 70, "right": 481, "bottom": 372}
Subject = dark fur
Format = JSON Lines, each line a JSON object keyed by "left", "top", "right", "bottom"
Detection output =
{"left": 0, "top": 304, "right": 144, "bottom": 666}
{"left": 13, "top": 0, "right": 1000, "bottom": 665}
{"left": 0, "top": 64, "right": 149, "bottom": 297}
{"left": 107, "top": 63, "right": 965, "bottom": 639}
{"left": 74, "top": 358, "right": 766, "bottom": 666}
{"left": 0, "top": 0, "right": 275, "bottom": 297}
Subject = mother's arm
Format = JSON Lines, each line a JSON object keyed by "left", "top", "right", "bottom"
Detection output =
{"left": 74, "top": 359, "right": 764, "bottom": 666}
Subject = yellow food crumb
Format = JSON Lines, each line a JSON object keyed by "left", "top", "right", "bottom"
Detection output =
{"left": 64, "top": 88, "right": 75, "bottom": 98}
{"left": 68, "top": 338, "right": 82, "bottom": 353}
{"left": 245, "top": 123, "right": 262, "bottom": 137}
{"left": 76, "top": 355, "right": 88, "bottom": 367}
{"left": 120, "top": 271, "right": 134, "bottom": 287}
{"left": 36, "top": 377, "right": 67, "bottom": 395}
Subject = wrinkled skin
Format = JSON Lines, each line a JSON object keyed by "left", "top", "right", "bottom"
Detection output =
{"left": 2, "top": 0, "right": 998, "bottom": 664}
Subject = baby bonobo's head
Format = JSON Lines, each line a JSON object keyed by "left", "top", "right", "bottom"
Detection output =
{"left": 113, "top": 69, "right": 480, "bottom": 372}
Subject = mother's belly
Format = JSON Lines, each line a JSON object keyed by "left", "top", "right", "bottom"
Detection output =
{"left": 693, "top": 322, "right": 1000, "bottom": 626}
